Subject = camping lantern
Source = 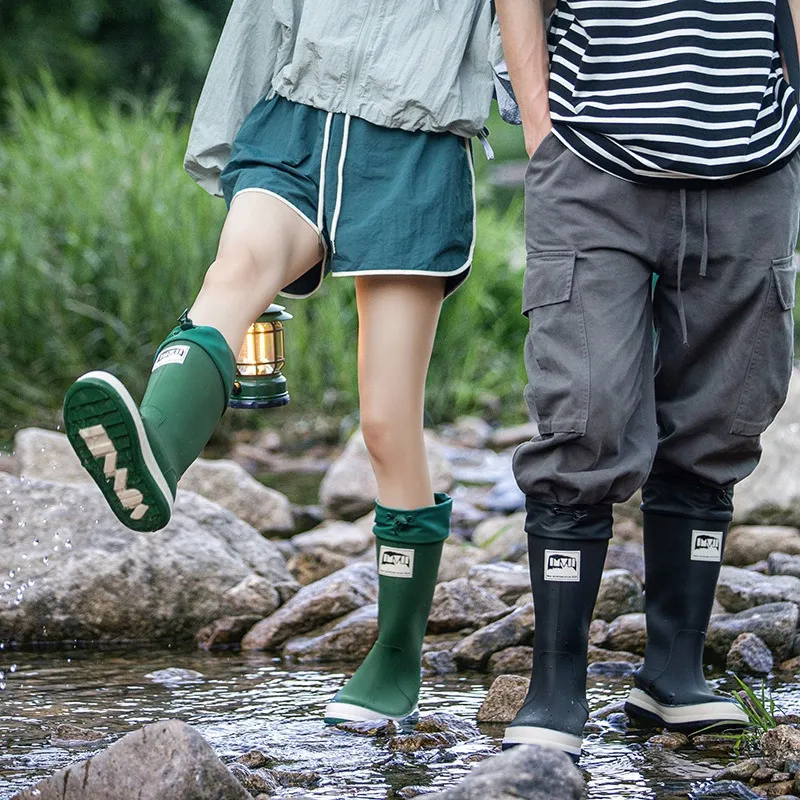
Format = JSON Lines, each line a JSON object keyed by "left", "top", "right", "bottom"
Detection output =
{"left": 229, "top": 304, "right": 292, "bottom": 409}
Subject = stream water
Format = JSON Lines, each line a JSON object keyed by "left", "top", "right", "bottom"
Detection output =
{"left": 1, "top": 646, "right": 798, "bottom": 799}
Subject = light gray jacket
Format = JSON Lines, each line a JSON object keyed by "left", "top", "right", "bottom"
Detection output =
{"left": 185, "top": 0, "right": 494, "bottom": 196}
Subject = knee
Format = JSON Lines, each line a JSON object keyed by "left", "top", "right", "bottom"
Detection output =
{"left": 360, "top": 407, "right": 404, "bottom": 466}
{"left": 201, "top": 249, "right": 281, "bottom": 298}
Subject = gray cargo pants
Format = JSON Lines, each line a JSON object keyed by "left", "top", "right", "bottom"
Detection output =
{"left": 513, "top": 134, "right": 800, "bottom": 507}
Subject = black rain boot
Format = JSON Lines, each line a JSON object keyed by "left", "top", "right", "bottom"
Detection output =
{"left": 625, "top": 471, "right": 749, "bottom": 731}
{"left": 502, "top": 499, "right": 611, "bottom": 760}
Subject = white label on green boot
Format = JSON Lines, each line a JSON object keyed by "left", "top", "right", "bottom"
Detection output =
{"left": 152, "top": 345, "right": 190, "bottom": 371}
{"left": 379, "top": 546, "right": 415, "bottom": 578}
{"left": 691, "top": 530, "right": 723, "bottom": 562}
{"left": 544, "top": 550, "right": 581, "bottom": 582}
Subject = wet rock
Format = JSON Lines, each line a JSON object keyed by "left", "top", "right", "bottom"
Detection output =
{"left": 291, "top": 520, "right": 373, "bottom": 556}
{"left": 236, "top": 750, "right": 276, "bottom": 769}
{"left": 0, "top": 473, "right": 292, "bottom": 644}
{"left": 180, "top": 458, "right": 294, "bottom": 535}
{"left": 467, "top": 563, "right": 530, "bottom": 604}
{"left": 778, "top": 655, "right": 800, "bottom": 672}
{"left": 647, "top": 732, "right": 689, "bottom": 749}
{"left": 14, "top": 720, "right": 250, "bottom": 800}
{"left": 272, "top": 770, "right": 321, "bottom": 788}
{"left": 336, "top": 719, "right": 398, "bottom": 736}
{"left": 421, "top": 650, "right": 458, "bottom": 674}
{"left": 388, "top": 732, "right": 457, "bottom": 752}
{"left": 236, "top": 768, "right": 280, "bottom": 795}
{"left": 762, "top": 726, "right": 800, "bottom": 762}
{"left": 287, "top": 547, "right": 350, "bottom": 586}
{"left": 706, "top": 603, "right": 799, "bottom": 663}
{"left": 753, "top": 767, "right": 778, "bottom": 781}
{"left": 587, "top": 661, "right": 639, "bottom": 677}
{"left": 604, "top": 544, "right": 645, "bottom": 584}
{"left": 423, "top": 743, "right": 584, "bottom": 800}
{"left": 769, "top": 554, "right": 800, "bottom": 580}
{"left": 471, "top": 512, "right": 527, "bottom": 561}
{"left": 717, "top": 567, "right": 800, "bottom": 612}
{"left": 589, "top": 699, "right": 627, "bottom": 720}
{"left": 49, "top": 724, "right": 105, "bottom": 746}
{"left": 221, "top": 575, "right": 283, "bottom": 618}
{"left": 724, "top": 527, "right": 800, "bottom": 567}
{"left": 734, "top": 370, "right": 800, "bottom": 527}
{"left": 436, "top": 543, "right": 492, "bottom": 583}
{"left": 755, "top": 782, "right": 796, "bottom": 798}
{"left": 604, "top": 613, "right": 648, "bottom": 655}
{"left": 692, "top": 735, "right": 737, "bottom": 752}
{"left": 282, "top": 604, "right": 378, "bottom": 662}
{"left": 320, "top": 430, "right": 453, "bottom": 520}
{"left": 145, "top": 668, "right": 205, "bottom": 685}
{"left": 415, "top": 713, "right": 479, "bottom": 741}
{"left": 594, "top": 569, "right": 645, "bottom": 622}
{"left": 452, "top": 604, "right": 534, "bottom": 669}
{"left": 713, "top": 759, "right": 762, "bottom": 781}
{"left": 488, "top": 423, "right": 539, "bottom": 450}
{"left": 428, "top": 578, "right": 509, "bottom": 633}
{"left": 195, "top": 616, "right": 263, "bottom": 650}
{"left": 488, "top": 646, "right": 533, "bottom": 673}
{"left": 14, "top": 427, "right": 89, "bottom": 485}
{"left": 691, "top": 781, "right": 764, "bottom": 799}
{"left": 241, "top": 563, "right": 378, "bottom": 651}
{"left": 476, "top": 674, "right": 528, "bottom": 723}
{"left": 395, "top": 787, "right": 438, "bottom": 798}
{"left": 726, "top": 632, "right": 774, "bottom": 675}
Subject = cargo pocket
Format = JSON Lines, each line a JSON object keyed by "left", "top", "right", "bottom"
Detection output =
{"left": 522, "top": 251, "right": 589, "bottom": 436}
{"left": 731, "top": 255, "right": 796, "bottom": 436}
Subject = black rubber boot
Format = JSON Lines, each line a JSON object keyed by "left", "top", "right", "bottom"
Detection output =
{"left": 502, "top": 499, "right": 610, "bottom": 760}
{"left": 624, "top": 471, "right": 749, "bottom": 731}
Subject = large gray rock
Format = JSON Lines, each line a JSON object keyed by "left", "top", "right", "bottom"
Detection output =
{"left": 427, "top": 578, "right": 508, "bottom": 633}
{"left": 320, "top": 430, "right": 453, "bottom": 520}
{"left": 220, "top": 575, "right": 282, "bottom": 617}
{"left": 604, "top": 613, "right": 648, "bottom": 655}
{"left": 14, "top": 427, "right": 88, "bottom": 485}
{"left": 604, "top": 544, "right": 645, "bottom": 584}
{"left": 724, "top": 526, "right": 800, "bottom": 567}
{"left": 735, "top": 369, "right": 800, "bottom": 527}
{"left": 241, "top": 563, "right": 378, "bottom": 651}
{"left": 768, "top": 552, "right": 800, "bottom": 579}
{"left": 477, "top": 674, "right": 528, "bottom": 723}
{"left": 424, "top": 744, "right": 583, "bottom": 800}
{"left": 594, "top": 569, "right": 645, "bottom": 622}
{"left": 436, "top": 543, "right": 492, "bottom": 583}
{"left": 467, "top": 562, "right": 530, "bottom": 604}
{"left": 471, "top": 512, "right": 527, "bottom": 562}
{"left": 716, "top": 566, "right": 800, "bottom": 612}
{"left": 452, "top": 604, "right": 534, "bottom": 669}
{"left": 13, "top": 720, "right": 249, "bottom": 800}
{"left": 725, "top": 632, "right": 774, "bottom": 676}
{"left": 0, "top": 473, "right": 292, "bottom": 644}
{"left": 287, "top": 547, "right": 350, "bottom": 586}
{"left": 706, "top": 602, "right": 799, "bottom": 663}
{"left": 283, "top": 604, "right": 378, "bottom": 662}
{"left": 179, "top": 458, "right": 294, "bottom": 535}
{"left": 290, "top": 520, "right": 373, "bottom": 556}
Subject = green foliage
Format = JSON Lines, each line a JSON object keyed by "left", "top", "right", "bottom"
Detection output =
{"left": 0, "top": 85, "right": 528, "bottom": 439}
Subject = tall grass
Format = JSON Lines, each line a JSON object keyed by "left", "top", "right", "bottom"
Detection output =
{"left": 0, "top": 84, "right": 528, "bottom": 439}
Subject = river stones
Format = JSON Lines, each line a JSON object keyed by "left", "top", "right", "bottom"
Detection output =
{"left": 0, "top": 473, "right": 292, "bottom": 644}
{"left": 427, "top": 579, "right": 509, "bottom": 633}
{"left": 716, "top": 567, "right": 800, "bottom": 612}
{"left": 195, "top": 616, "right": 263, "bottom": 650}
{"left": 436, "top": 542, "right": 492, "bottom": 583}
{"left": 14, "top": 427, "right": 90, "bottom": 485}
{"left": 476, "top": 674, "right": 528, "bottom": 723}
{"left": 241, "top": 563, "right": 378, "bottom": 651}
{"left": 769, "top": 553, "right": 800, "bottom": 579}
{"left": 725, "top": 632, "right": 774, "bottom": 675}
{"left": 422, "top": 650, "right": 458, "bottom": 674}
{"left": 290, "top": 520, "right": 373, "bottom": 556}
{"left": 471, "top": 512, "right": 527, "bottom": 562}
{"left": 423, "top": 743, "right": 584, "bottom": 800}
{"left": 762, "top": 725, "right": 800, "bottom": 762}
{"left": 593, "top": 569, "right": 645, "bottom": 622}
{"left": 488, "top": 646, "right": 534, "bottom": 673}
{"left": 467, "top": 563, "right": 531, "bottom": 604}
{"left": 452, "top": 604, "right": 534, "bottom": 669}
{"left": 706, "top": 602, "right": 799, "bottom": 663}
{"left": 604, "top": 613, "right": 648, "bottom": 655}
{"left": 287, "top": 547, "right": 349, "bottom": 586}
{"left": 221, "top": 575, "right": 282, "bottom": 617}
{"left": 603, "top": 544, "right": 645, "bottom": 584}
{"left": 13, "top": 720, "right": 250, "bottom": 800}
{"left": 724, "top": 527, "right": 800, "bottom": 567}
{"left": 282, "top": 604, "right": 378, "bottom": 662}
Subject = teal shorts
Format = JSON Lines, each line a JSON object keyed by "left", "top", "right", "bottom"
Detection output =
{"left": 220, "top": 94, "right": 476, "bottom": 299}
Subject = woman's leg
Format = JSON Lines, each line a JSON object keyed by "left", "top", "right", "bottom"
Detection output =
{"left": 325, "top": 275, "right": 451, "bottom": 724}
{"left": 63, "top": 193, "right": 322, "bottom": 531}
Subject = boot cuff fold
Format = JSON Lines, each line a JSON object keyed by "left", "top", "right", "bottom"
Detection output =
{"left": 524, "top": 497, "right": 613, "bottom": 541}
{"left": 373, "top": 493, "right": 452, "bottom": 544}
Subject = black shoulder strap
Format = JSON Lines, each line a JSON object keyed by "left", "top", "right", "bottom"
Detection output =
{"left": 776, "top": 0, "right": 800, "bottom": 92}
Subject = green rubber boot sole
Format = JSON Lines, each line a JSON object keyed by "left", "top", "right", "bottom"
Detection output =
{"left": 63, "top": 371, "right": 174, "bottom": 532}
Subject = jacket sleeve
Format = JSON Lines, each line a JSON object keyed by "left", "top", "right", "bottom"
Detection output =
{"left": 184, "top": 0, "right": 283, "bottom": 197}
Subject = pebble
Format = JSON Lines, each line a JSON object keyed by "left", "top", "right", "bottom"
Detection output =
{"left": 237, "top": 749, "right": 275, "bottom": 769}
{"left": 421, "top": 650, "right": 458, "bottom": 674}
{"left": 714, "top": 758, "right": 762, "bottom": 781}
{"left": 487, "top": 646, "right": 533, "bottom": 673}
{"left": 49, "top": 723, "right": 105, "bottom": 745}
{"left": 647, "top": 732, "right": 689, "bottom": 750}
{"left": 762, "top": 726, "right": 800, "bottom": 762}
{"left": 415, "top": 713, "right": 479, "bottom": 741}
{"left": 726, "top": 632, "right": 774, "bottom": 675}
{"left": 691, "top": 781, "right": 764, "bottom": 799}
{"left": 336, "top": 719, "right": 398, "bottom": 737}
{"left": 476, "top": 674, "right": 529, "bottom": 724}
{"left": 388, "top": 732, "right": 457, "bottom": 752}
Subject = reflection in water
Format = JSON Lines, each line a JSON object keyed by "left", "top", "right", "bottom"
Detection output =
{"left": 0, "top": 647, "right": 797, "bottom": 799}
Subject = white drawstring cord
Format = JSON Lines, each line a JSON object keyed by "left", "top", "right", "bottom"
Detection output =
{"left": 317, "top": 112, "right": 334, "bottom": 233}
{"left": 330, "top": 114, "right": 352, "bottom": 254}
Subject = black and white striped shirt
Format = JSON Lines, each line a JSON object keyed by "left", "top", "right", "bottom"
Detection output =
{"left": 547, "top": 0, "right": 800, "bottom": 183}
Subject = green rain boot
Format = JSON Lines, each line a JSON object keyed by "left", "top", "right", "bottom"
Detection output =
{"left": 62, "top": 313, "right": 235, "bottom": 532}
{"left": 324, "top": 493, "right": 451, "bottom": 724}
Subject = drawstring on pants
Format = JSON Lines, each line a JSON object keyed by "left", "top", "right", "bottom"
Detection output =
{"left": 675, "top": 188, "right": 710, "bottom": 346}
{"left": 317, "top": 112, "right": 352, "bottom": 256}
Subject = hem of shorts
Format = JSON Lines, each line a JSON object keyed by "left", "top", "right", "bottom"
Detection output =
{"left": 232, "top": 188, "right": 329, "bottom": 300}
{"left": 332, "top": 260, "right": 473, "bottom": 297}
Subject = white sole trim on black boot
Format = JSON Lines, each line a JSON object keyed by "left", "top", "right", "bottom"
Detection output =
{"left": 625, "top": 688, "right": 750, "bottom": 728}
{"left": 323, "top": 701, "right": 418, "bottom": 725}
{"left": 502, "top": 725, "right": 582, "bottom": 757}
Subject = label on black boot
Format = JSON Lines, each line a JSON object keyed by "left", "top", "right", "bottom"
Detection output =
{"left": 379, "top": 546, "right": 415, "bottom": 578}
{"left": 691, "top": 530, "right": 723, "bottom": 562}
{"left": 544, "top": 550, "right": 581, "bottom": 582}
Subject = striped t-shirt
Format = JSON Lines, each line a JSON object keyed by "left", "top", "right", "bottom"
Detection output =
{"left": 547, "top": 0, "right": 800, "bottom": 183}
